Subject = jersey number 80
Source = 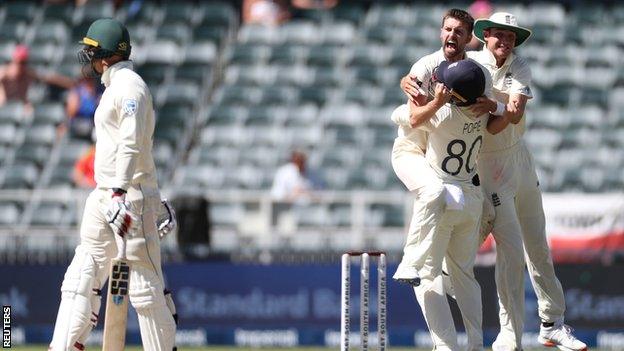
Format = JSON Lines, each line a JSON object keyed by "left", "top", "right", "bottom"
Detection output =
{"left": 441, "top": 136, "right": 483, "bottom": 176}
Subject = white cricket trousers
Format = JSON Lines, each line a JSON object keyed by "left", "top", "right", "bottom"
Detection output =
{"left": 79, "top": 185, "right": 175, "bottom": 350}
{"left": 479, "top": 140, "right": 565, "bottom": 347}
{"left": 79, "top": 185, "right": 166, "bottom": 287}
{"left": 403, "top": 182, "right": 484, "bottom": 351}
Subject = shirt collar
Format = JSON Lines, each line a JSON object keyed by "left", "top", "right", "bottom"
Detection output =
{"left": 101, "top": 60, "right": 133, "bottom": 87}
{"left": 481, "top": 48, "right": 515, "bottom": 69}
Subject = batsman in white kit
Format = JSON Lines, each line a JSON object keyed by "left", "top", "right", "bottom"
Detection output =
{"left": 391, "top": 59, "right": 504, "bottom": 351}
{"left": 48, "top": 18, "right": 177, "bottom": 351}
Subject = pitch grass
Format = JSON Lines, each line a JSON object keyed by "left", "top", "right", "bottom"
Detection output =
{"left": 8, "top": 347, "right": 610, "bottom": 351}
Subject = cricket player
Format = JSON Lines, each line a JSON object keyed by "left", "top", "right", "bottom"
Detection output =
{"left": 467, "top": 13, "right": 587, "bottom": 351}
{"left": 391, "top": 59, "right": 504, "bottom": 351}
{"left": 392, "top": 7, "right": 504, "bottom": 289}
{"left": 49, "top": 18, "right": 177, "bottom": 351}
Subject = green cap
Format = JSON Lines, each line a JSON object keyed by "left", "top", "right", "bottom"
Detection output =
{"left": 79, "top": 18, "right": 131, "bottom": 58}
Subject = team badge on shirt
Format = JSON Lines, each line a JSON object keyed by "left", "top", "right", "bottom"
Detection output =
{"left": 122, "top": 99, "right": 138, "bottom": 116}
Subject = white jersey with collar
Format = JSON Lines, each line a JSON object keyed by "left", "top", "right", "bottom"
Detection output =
{"left": 94, "top": 60, "right": 158, "bottom": 190}
{"left": 393, "top": 103, "right": 489, "bottom": 184}
{"left": 467, "top": 49, "right": 533, "bottom": 153}
{"left": 392, "top": 49, "right": 494, "bottom": 154}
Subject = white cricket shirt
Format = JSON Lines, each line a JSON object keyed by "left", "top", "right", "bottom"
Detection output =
{"left": 94, "top": 61, "right": 158, "bottom": 190}
{"left": 392, "top": 49, "right": 494, "bottom": 156}
{"left": 393, "top": 104, "right": 489, "bottom": 184}
{"left": 467, "top": 49, "right": 533, "bottom": 153}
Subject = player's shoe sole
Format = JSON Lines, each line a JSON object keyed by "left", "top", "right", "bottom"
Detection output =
{"left": 538, "top": 336, "right": 588, "bottom": 351}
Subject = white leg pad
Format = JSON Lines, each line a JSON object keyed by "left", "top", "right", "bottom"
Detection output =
{"left": 75, "top": 289, "right": 102, "bottom": 350}
{"left": 49, "top": 247, "right": 98, "bottom": 351}
{"left": 130, "top": 266, "right": 176, "bottom": 351}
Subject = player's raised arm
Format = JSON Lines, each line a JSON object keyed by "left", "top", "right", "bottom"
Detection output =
{"left": 408, "top": 83, "right": 451, "bottom": 128}
{"left": 486, "top": 109, "right": 510, "bottom": 135}
{"left": 400, "top": 73, "right": 426, "bottom": 102}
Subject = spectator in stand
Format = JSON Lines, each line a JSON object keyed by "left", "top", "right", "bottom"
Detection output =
{"left": 291, "top": 0, "right": 338, "bottom": 10}
{"left": 66, "top": 76, "right": 103, "bottom": 140}
{"left": 0, "top": 45, "right": 74, "bottom": 112}
{"left": 243, "top": 0, "right": 291, "bottom": 26}
{"left": 271, "top": 150, "right": 323, "bottom": 202}
{"left": 466, "top": 0, "right": 493, "bottom": 51}
{"left": 73, "top": 143, "right": 96, "bottom": 188}
{"left": 290, "top": 0, "right": 338, "bottom": 21}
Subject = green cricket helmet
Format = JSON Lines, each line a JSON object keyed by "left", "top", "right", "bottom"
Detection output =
{"left": 78, "top": 18, "right": 131, "bottom": 64}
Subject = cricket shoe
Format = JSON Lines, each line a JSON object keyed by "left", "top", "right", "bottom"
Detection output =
{"left": 392, "top": 262, "right": 420, "bottom": 286}
{"left": 491, "top": 335, "right": 522, "bottom": 351}
{"left": 538, "top": 323, "right": 587, "bottom": 351}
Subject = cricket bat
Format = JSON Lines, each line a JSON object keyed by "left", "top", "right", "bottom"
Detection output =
{"left": 102, "top": 239, "right": 130, "bottom": 351}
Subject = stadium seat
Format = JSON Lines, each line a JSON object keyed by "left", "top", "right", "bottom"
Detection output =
{"left": 32, "top": 103, "right": 65, "bottom": 126}
{"left": 227, "top": 44, "right": 270, "bottom": 65}
{"left": 42, "top": 2, "right": 75, "bottom": 24}
{"left": 25, "top": 125, "right": 57, "bottom": 146}
{"left": 321, "top": 22, "right": 356, "bottom": 45}
{"left": 199, "top": 2, "right": 236, "bottom": 28}
{"left": 209, "top": 202, "right": 245, "bottom": 227}
{"left": 0, "top": 202, "right": 20, "bottom": 226}
{"left": 366, "top": 203, "right": 404, "bottom": 228}
{"left": 76, "top": 1, "right": 114, "bottom": 24}
{"left": 14, "top": 144, "right": 51, "bottom": 169}
{"left": 331, "top": 3, "right": 365, "bottom": 24}
{"left": 299, "top": 86, "right": 333, "bottom": 106}
{"left": 280, "top": 21, "right": 320, "bottom": 45}
{"left": 238, "top": 25, "right": 279, "bottom": 45}
{"left": 0, "top": 25, "right": 25, "bottom": 46}
{"left": 5, "top": 1, "right": 38, "bottom": 24}
{"left": 156, "top": 23, "right": 192, "bottom": 43}
{"left": 269, "top": 44, "right": 306, "bottom": 65}
{"left": 140, "top": 40, "right": 183, "bottom": 65}
{"left": 1, "top": 163, "right": 39, "bottom": 189}
{"left": 283, "top": 104, "right": 318, "bottom": 127}
{"left": 31, "top": 21, "right": 70, "bottom": 45}
{"left": 311, "top": 66, "right": 345, "bottom": 87}
{"left": 136, "top": 63, "right": 171, "bottom": 86}
{"left": 0, "top": 102, "right": 26, "bottom": 125}
{"left": 193, "top": 25, "right": 228, "bottom": 47}
{"left": 342, "top": 85, "right": 383, "bottom": 106}
{"left": 259, "top": 86, "right": 298, "bottom": 106}
{"left": 307, "top": 45, "right": 344, "bottom": 67}
{"left": 175, "top": 62, "right": 212, "bottom": 85}
{"left": 30, "top": 202, "right": 66, "bottom": 226}
{"left": 162, "top": 2, "right": 198, "bottom": 24}
{"left": 244, "top": 106, "right": 287, "bottom": 127}
{"left": 182, "top": 41, "right": 217, "bottom": 66}
{"left": 158, "top": 81, "right": 200, "bottom": 105}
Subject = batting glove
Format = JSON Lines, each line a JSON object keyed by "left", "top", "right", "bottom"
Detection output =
{"left": 157, "top": 199, "right": 177, "bottom": 239}
{"left": 105, "top": 190, "right": 138, "bottom": 238}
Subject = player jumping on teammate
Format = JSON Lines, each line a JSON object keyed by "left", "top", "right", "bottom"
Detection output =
{"left": 391, "top": 57, "right": 505, "bottom": 351}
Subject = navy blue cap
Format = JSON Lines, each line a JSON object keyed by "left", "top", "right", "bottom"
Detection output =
{"left": 435, "top": 59, "right": 485, "bottom": 106}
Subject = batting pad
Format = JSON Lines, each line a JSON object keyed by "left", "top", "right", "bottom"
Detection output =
{"left": 50, "top": 248, "right": 99, "bottom": 351}
{"left": 130, "top": 265, "right": 176, "bottom": 351}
